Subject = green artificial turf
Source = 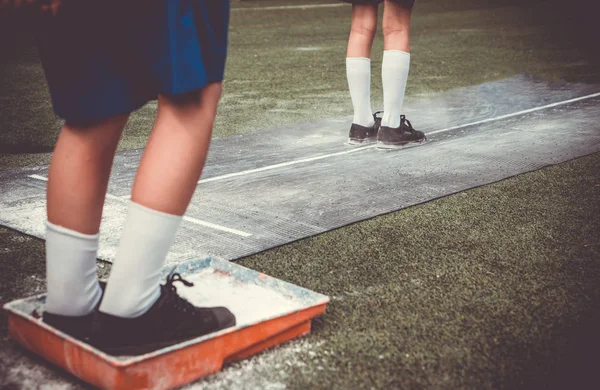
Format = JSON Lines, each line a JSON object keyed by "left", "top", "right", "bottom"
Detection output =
{"left": 234, "top": 152, "right": 600, "bottom": 389}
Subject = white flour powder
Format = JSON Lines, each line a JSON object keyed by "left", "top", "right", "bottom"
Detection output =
{"left": 176, "top": 270, "right": 304, "bottom": 327}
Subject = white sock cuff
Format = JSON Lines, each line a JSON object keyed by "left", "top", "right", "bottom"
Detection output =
{"left": 383, "top": 50, "right": 410, "bottom": 58}
{"left": 346, "top": 57, "right": 371, "bottom": 64}
{"left": 46, "top": 221, "right": 99, "bottom": 241}
{"left": 128, "top": 201, "right": 184, "bottom": 222}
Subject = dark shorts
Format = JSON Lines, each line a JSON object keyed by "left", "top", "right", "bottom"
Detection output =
{"left": 36, "top": 0, "right": 230, "bottom": 125}
{"left": 341, "top": 0, "right": 415, "bottom": 6}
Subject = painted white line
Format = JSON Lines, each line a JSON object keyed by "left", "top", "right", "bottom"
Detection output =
{"left": 27, "top": 174, "right": 252, "bottom": 237}
{"left": 231, "top": 3, "right": 346, "bottom": 11}
{"left": 427, "top": 91, "right": 600, "bottom": 135}
{"left": 28, "top": 174, "right": 48, "bottom": 181}
{"left": 199, "top": 145, "right": 371, "bottom": 184}
{"left": 183, "top": 216, "right": 252, "bottom": 238}
{"left": 199, "top": 91, "right": 600, "bottom": 184}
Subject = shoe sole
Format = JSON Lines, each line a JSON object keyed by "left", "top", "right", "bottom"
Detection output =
{"left": 96, "top": 317, "right": 237, "bottom": 356}
{"left": 98, "top": 339, "right": 185, "bottom": 356}
{"left": 347, "top": 137, "right": 377, "bottom": 146}
{"left": 376, "top": 137, "right": 427, "bottom": 150}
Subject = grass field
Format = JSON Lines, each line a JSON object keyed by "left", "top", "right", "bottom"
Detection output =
{"left": 1, "top": 0, "right": 599, "bottom": 388}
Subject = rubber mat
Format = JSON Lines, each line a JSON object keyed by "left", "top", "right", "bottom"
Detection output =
{"left": 1, "top": 74, "right": 599, "bottom": 264}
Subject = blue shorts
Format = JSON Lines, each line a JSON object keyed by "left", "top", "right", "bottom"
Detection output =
{"left": 36, "top": 0, "right": 230, "bottom": 125}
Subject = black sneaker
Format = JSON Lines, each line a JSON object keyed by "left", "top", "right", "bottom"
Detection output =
{"left": 42, "top": 281, "right": 106, "bottom": 341}
{"left": 377, "top": 115, "right": 426, "bottom": 149}
{"left": 348, "top": 111, "right": 382, "bottom": 145}
{"left": 90, "top": 271, "right": 236, "bottom": 356}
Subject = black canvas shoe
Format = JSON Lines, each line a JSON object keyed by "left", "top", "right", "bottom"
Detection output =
{"left": 348, "top": 111, "right": 383, "bottom": 145}
{"left": 377, "top": 115, "right": 426, "bottom": 149}
{"left": 90, "top": 271, "right": 236, "bottom": 356}
{"left": 42, "top": 282, "right": 106, "bottom": 341}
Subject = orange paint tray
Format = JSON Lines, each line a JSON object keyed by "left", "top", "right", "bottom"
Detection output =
{"left": 3, "top": 258, "right": 330, "bottom": 389}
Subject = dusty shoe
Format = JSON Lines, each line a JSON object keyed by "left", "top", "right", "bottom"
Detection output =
{"left": 377, "top": 115, "right": 426, "bottom": 149}
{"left": 42, "top": 282, "right": 106, "bottom": 341}
{"left": 348, "top": 111, "right": 383, "bottom": 145}
{"left": 90, "top": 271, "right": 236, "bottom": 356}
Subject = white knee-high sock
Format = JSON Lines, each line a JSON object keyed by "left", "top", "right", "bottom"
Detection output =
{"left": 381, "top": 50, "right": 410, "bottom": 128}
{"left": 346, "top": 57, "right": 375, "bottom": 127}
{"left": 45, "top": 222, "right": 102, "bottom": 316}
{"left": 99, "top": 202, "right": 182, "bottom": 318}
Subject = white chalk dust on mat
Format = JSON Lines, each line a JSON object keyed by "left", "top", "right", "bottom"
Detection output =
{"left": 2, "top": 350, "right": 76, "bottom": 390}
{"left": 177, "top": 270, "right": 305, "bottom": 327}
{"left": 186, "top": 340, "right": 329, "bottom": 390}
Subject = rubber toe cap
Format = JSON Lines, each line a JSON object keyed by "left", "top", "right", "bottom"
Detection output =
{"left": 214, "top": 307, "right": 236, "bottom": 328}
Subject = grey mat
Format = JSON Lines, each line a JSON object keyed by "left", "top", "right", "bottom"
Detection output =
{"left": 1, "top": 74, "right": 599, "bottom": 264}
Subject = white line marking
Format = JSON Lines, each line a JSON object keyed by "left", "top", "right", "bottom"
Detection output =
{"left": 183, "top": 216, "right": 252, "bottom": 238}
{"left": 27, "top": 174, "right": 251, "bottom": 237}
{"left": 199, "top": 91, "right": 600, "bottom": 184}
{"left": 427, "top": 91, "right": 600, "bottom": 135}
{"left": 28, "top": 174, "right": 48, "bottom": 181}
{"left": 199, "top": 145, "right": 371, "bottom": 184}
{"left": 231, "top": 3, "right": 346, "bottom": 11}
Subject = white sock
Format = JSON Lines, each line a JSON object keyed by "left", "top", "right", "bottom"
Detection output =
{"left": 99, "top": 202, "right": 183, "bottom": 318}
{"left": 346, "top": 57, "right": 375, "bottom": 127}
{"left": 45, "top": 222, "right": 102, "bottom": 316}
{"left": 381, "top": 50, "right": 410, "bottom": 128}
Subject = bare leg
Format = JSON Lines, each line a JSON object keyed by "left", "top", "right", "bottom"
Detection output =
{"left": 47, "top": 115, "right": 128, "bottom": 234}
{"left": 347, "top": 3, "right": 378, "bottom": 58}
{"left": 346, "top": 3, "right": 379, "bottom": 129}
{"left": 382, "top": 0, "right": 412, "bottom": 52}
{"left": 131, "top": 83, "right": 222, "bottom": 214}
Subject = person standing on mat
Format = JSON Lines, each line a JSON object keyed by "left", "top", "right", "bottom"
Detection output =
{"left": 343, "top": 0, "right": 426, "bottom": 148}
{"left": 1, "top": 0, "right": 236, "bottom": 355}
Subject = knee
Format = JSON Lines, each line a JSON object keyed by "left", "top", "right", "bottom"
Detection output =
{"left": 382, "top": 22, "right": 409, "bottom": 39}
{"left": 350, "top": 22, "right": 377, "bottom": 41}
